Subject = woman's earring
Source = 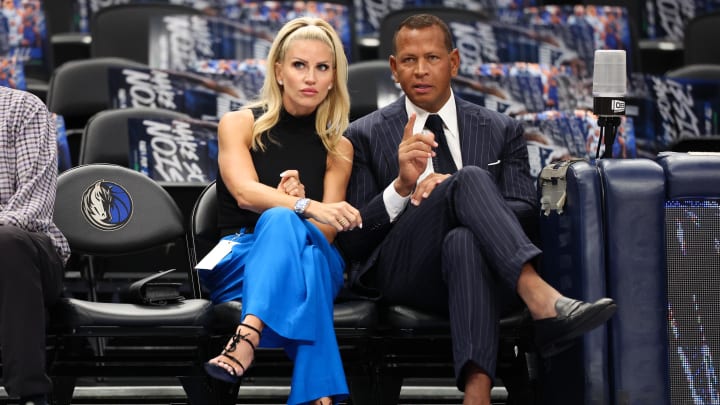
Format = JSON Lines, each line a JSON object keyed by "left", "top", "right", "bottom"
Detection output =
{"left": 278, "top": 80, "right": 283, "bottom": 86}
{"left": 328, "top": 85, "right": 332, "bottom": 90}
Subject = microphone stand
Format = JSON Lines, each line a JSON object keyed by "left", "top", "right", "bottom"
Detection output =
{"left": 596, "top": 115, "right": 622, "bottom": 159}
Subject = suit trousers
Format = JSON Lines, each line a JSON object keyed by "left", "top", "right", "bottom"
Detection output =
{"left": 374, "top": 166, "right": 541, "bottom": 389}
{"left": 0, "top": 226, "right": 64, "bottom": 398}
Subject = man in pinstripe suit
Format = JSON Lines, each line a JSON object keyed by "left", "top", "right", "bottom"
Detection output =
{"left": 340, "top": 14, "right": 616, "bottom": 404}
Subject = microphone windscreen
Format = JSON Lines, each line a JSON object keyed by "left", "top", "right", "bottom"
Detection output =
{"left": 592, "top": 50, "right": 626, "bottom": 97}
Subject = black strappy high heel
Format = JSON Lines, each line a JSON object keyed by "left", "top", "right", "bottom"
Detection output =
{"left": 204, "top": 322, "right": 262, "bottom": 384}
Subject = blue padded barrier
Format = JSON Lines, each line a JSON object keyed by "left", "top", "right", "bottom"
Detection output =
{"left": 597, "top": 159, "right": 668, "bottom": 405}
{"left": 538, "top": 160, "right": 610, "bottom": 404}
{"left": 657, "top": 152, "right": 720, "bottom": 405}
{"left": 658, "top": 152, "right": 720, "bottom": 200}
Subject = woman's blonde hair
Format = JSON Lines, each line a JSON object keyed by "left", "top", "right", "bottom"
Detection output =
{"left": 247, "top": 16, "right": 350, "bottom": 154}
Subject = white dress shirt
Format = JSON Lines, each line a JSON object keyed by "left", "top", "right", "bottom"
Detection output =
{"left": 383, "top": 92, "right": 463, "bottom": 221}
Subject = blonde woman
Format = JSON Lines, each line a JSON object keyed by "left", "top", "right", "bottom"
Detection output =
{"left": 200, "top": 17, "right": 361, "bottom": 405}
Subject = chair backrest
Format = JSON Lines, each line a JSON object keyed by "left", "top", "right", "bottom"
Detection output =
{"left": 42, "top": 0, "right": 93, "bottom": 69}
{"left": 663, "top": 65, "right": 720, "bottom": 154}
{"left": 46, "top": 57, "right": 148, "bottom": 127}
{"left": 347, "top": 60, "right": 399, "bottom": 121}
{"left": 90, "top": 3, "right": 201, "bottom": 64}
{"left": 55, "top": 162, "right": 201, "bottom": 298}
{"left": 188, "top": 181, "right": 218, "bottom": 267}
{"left": 665, "top": 64, "right": 720, "bottom": 81}
{"left": 54, "top": 163, "right": 185, "bottom": 256}
{"left": 668, "top": 135, "right": 720, "bottom": 153}
{"left": 46, "top": 57, "right": 151, "bottom": 167}
{"left": 79, "top": 107, "right": 191, "bottom": 166}
{"left": 43, "top": 0, "right": 77, "bottom": 35}
{"left": 683, "top": 11, "right": 720, "bottom": 65}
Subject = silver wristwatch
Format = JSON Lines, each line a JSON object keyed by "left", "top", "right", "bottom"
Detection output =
{"left": 294, "top": 198, "right": 311, "bottom": 217}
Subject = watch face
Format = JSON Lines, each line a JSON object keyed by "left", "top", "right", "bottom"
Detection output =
{"left": 294, "top": 198, "right": 309, "bottom": 214}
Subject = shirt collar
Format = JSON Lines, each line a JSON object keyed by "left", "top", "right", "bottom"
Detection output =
{"left": 404, "top": 90, "right": 458, "bottom": 135}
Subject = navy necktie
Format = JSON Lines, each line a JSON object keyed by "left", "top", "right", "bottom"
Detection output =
{"left": 425, "top": 114, "right": 457, "bottom": 174}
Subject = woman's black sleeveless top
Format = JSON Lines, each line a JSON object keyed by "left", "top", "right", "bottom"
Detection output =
{"left": 216, "top": 108, "right": 328, "bottom": 235}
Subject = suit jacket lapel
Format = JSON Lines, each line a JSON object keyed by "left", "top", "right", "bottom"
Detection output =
{"left": 377, "top": 97, "right": 407, "bottom": 181}
{"left": 456, "top": 97, "right": 488, "bottom": 167}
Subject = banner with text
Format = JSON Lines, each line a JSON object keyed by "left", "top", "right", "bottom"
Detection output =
{"left": 627, "top": 72, "right": 720, "bottom": 153}
{"left": 639, "top": 0, "right": 720, "bottom": 41}
{"left": 128, "top": 117, "right": 218, "bottom": 183}
{"left": 108, "top": 66, "right": 244, "bottom": 121}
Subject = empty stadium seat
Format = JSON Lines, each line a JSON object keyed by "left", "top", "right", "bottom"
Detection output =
{"left": 90, "top": 3, "right": 201, "bottom": 64}
{"left": 47, "top": 57, "right": 148, "bottom": 127}
{"left": 79, "top": 107, "right": 214, "bottom": 284}
{"left": 663, "top": 66, "right": 720, "bottom": 153}
{"left": 666, "top": 64, "right": 720, "bottom": 81}
{"left": 42, "top": 0, "right": 91, "bottom": 69}
{"left": 48, "top": 163, "right": 215, "bottom": 405}
{"left": 46, "top": 57, "right": 149, "bottom": 166}
{"left": 79, "top": 107, "right": 191, "bottom": 167}
{"left": 683, "top": 11, "right": 720, "bottom": 65}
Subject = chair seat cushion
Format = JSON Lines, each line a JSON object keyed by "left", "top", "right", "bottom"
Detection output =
{"left": 51, "top": 297, "right": 212, "bottom": 328}
{"left": 383, "top": 305, "right": 450, "bottom": 329}
{"left": 207, "top": 300, "right": 379, "bottom": 333}
{"left": 333, "top": 300, "right": 378, "bottom": 328}
{"left": 384, "top": 305, "right": 529, "bottom": 331}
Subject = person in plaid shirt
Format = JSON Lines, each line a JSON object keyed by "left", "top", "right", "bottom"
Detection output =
{"left": 0, "top": 86, "right": 70, "bottom": 405}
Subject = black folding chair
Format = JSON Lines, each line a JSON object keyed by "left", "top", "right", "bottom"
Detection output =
{"left": 42, "top": 0, "right": 91, "bottom": 69}
{"left": 79, "top": 107, "right": 211, "bottom": 283}
{"left": 90, "top": 3, "right": 201, "bottom": 64}
{"left": 46, "top": 57, "right": 149, "bottom": 165}
{"left": 49, "top": 163, "right": 214, "bottom": 405}
{"left": 666, "top": 64, "right": 720, "bottom": 81}
{"left": 683, "top": 11, "right": 720, "bottom": 65}
{"left": 79, "top": 107, "right": 191, "bottom": 167}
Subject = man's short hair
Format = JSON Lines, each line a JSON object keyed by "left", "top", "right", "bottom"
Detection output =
{"left": 392, "top": 14, "right": 454, "bottom": 54}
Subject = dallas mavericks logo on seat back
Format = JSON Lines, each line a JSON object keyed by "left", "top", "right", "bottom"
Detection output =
{"left": 81, "top": 180, "right": 133, "bottom": 231}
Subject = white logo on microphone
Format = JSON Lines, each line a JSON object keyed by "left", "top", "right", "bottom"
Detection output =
{"left": 611, "top": 99, "right": 625, "bottom": 114}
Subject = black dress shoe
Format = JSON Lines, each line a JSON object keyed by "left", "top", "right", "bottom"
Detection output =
{"left": 534, "top": 296, "right": 617, "bottom": 357}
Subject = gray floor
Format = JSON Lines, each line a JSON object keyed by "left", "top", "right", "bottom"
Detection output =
{"left": 0, "top": 378, "right": 509, "bottom": 404}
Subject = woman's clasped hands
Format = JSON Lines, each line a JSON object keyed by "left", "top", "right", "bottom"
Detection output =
{"left": 279, "top": 169, "right": 306, "bottom": 197}
{"left": 279, "top": 170, "right": 362, "bottom": 231}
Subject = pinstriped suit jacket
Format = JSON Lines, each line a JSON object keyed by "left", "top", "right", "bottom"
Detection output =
{"left": 339, "top": 95, "right": 537, "bottom": 292}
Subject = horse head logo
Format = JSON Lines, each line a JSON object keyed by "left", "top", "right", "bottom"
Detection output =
{"left": 81, "top": 180, "right": 133, "bottom": 230}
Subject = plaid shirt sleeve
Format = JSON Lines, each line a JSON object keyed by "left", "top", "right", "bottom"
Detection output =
{"left": 0, "top": 87, "right": 70, "bottom": 263}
